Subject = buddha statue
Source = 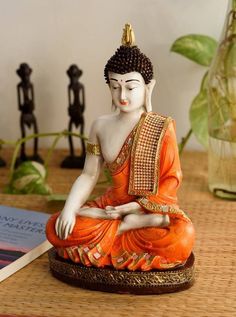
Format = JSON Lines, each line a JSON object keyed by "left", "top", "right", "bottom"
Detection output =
{"left": 46, "top": 24, "right": 195, "bottom": 274}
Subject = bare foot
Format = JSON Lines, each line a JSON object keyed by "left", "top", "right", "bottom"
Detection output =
{"left": 117, "top": 213, "right": 170, "bottom": 234}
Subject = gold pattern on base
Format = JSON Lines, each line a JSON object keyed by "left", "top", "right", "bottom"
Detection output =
{"left": 48, "top": 249, "right": 195, "bottom": 294}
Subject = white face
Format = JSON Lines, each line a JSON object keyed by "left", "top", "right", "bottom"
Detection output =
{"left": 108, "top": 71, "right": 146, "bottom": 112}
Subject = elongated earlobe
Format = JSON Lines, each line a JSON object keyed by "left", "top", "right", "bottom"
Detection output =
{"left": 145, "top": 79, "right": 156, "bottom": 112}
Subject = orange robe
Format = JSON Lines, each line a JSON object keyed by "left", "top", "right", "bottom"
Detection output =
{"left": 46, "top": 113, "right": 195, "bottom": 271}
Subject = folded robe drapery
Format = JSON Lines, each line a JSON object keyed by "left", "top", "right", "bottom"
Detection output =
{"left": 46, "top": 112, "right": 195, "bottom": 271}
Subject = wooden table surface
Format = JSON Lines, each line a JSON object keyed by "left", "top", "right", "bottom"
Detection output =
{"left": 0, "top": 149, "right": 235, "bottom": 317}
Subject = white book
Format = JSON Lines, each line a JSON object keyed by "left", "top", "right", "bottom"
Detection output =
{"left": 0, "top": 205, "right": 52, "bottom": 282}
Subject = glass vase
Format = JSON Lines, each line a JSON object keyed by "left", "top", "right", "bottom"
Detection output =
{"left": 208, "top": 0, "right": 236, "bottom": 199}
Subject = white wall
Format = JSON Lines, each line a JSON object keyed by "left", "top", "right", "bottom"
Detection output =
{"left": 0, "top": 0, "right": 228, "bottom": 150}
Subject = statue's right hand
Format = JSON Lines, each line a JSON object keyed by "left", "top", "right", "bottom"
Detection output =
{"left": 55, "top": 210, "right": 76, "bottom": 240}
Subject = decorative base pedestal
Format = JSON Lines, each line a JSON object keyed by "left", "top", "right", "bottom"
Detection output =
{"left": 60, "top": 155, "right": 85, "bottom": 169}
{"left": 48, "top": 248, "right": 195, "bottom": 295}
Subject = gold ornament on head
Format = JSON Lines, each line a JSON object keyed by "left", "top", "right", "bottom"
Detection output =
{"left": 121, "top": 23, "right": 135, "bottom": 47}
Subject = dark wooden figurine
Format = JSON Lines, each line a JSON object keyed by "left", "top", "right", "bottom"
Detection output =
{"left": 0, "top": 156, "right": 6, "bottom": 167}
{"left": 16, "top": 63, "right": 43, "bottom": 166}
{"left": 61, "top": 64, "right": 86, "bottom": 169}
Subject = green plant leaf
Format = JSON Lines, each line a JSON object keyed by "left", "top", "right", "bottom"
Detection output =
{"left": 189, "top": 74, "right": 209, "bottom": 148}
{"left": 103, "top": 167, "right": 113, "bottom": 185}
{"left": 200, "top": 71, "right": 209, "bottom": 90}
{"left": 171, "top": 34, "right": 217, "bottom": 66}
{"left": 5, "top": 161, "right": 52, "bottom": 195}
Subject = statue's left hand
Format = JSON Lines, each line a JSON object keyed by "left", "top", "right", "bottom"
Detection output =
{"left": 105, "top": 202, "right": 142, "bottom": 219}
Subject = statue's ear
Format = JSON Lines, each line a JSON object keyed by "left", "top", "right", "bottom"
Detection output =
{"left": 145, "top": 79, "right": 156, "bottom": 112}
{"left": 147, "top": 79, "right": 156, "bottom": 92}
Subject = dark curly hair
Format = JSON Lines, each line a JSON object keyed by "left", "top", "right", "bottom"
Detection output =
{"left": 104, "top": 45, "right": 153, "bottom": 84}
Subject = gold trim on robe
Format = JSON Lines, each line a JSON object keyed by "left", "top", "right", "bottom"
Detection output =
{"left": 106, "top": 125, "right": 137, "bottom": 174}
{"left": 137, "top": 197, "right": 191, "bottom": 222}
{"left": 128, "top": 112, "right": 172, "bottom": 196}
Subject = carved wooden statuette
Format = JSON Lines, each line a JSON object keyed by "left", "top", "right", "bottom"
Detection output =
{"left": 61, "top": 65, "right": 86, "bottom": 169}
{"left": 0, "top": 156, "right": 6, "bottom": 168}
{"left": 16, "top": 63, "right": 43, "bottom": 166}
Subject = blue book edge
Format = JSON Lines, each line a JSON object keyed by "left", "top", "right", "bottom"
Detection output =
{"left": 0, "top": 205, "right": 52, "bottom": 282}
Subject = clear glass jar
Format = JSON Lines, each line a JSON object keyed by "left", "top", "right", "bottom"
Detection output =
{"left": 208, "top": 0, "right": 236, "bottom": 199}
